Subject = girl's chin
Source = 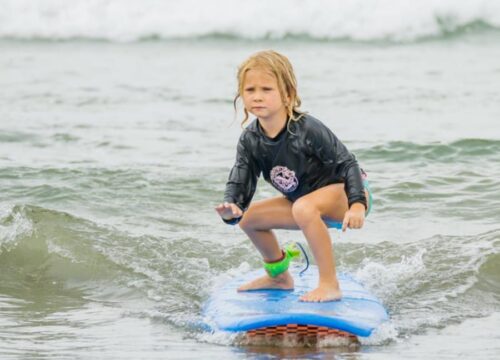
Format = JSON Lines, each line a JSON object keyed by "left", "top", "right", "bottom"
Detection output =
{"left": 249, "top": 110, "right": 265, "bottom": 117}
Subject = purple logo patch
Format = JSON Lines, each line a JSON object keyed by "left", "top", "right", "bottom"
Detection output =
{"left": 270, "top": 165, "right": 299, "bottom": 193}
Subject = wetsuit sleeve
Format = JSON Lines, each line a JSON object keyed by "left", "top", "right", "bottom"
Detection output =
{"left": 222, "top": 133, "right": 260, "bottom": 224}
{"left": 307, "top": 122, "right": 367, "bottom": 209}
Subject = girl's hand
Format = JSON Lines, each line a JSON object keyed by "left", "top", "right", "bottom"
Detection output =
{"left": 215, "top": 202, "right": 243, "bottom": 220}
{"left": 342, "top": 203, "right": 366, "bottom": 232}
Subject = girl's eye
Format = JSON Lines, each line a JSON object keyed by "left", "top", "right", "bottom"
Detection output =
{"left": 263, "top": 87, "right": 272, "bottom": 91}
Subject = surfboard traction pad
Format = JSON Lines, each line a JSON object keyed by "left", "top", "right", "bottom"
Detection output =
{"left": 245, "top": 323, "right": 359, "bottom": 345}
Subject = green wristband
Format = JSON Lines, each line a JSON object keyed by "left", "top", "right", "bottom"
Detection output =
{"left": 264, "top": 244, "right": 301, "bottom": 278}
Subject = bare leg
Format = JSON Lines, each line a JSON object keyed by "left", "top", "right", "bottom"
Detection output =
{"left": 236, "top": 185, "right": 369, "bottom": 299}
{"left": 295, "top": 211, "right": 342, "bottom": 301}
{"left": 292, "top": 184, "right": 349, "bottom": 302}
{"left": 237, "top": 196, "right": 298, "bottom": 291}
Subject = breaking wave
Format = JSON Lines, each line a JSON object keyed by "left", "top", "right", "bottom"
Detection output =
{"left": 1, "top": 0, "right": 500, "bottom": 42}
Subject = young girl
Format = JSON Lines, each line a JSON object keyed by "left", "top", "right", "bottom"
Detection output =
{"left": 215, "top": 50, "right": 371, "bottom": 302}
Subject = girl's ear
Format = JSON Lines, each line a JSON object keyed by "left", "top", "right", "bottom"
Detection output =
{"left": 284, "top": 93, "right": 291, "bottom": 106}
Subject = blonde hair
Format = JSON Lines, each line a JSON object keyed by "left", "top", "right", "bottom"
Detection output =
{"left": 233, "top": 50, "right": 305, "bottom": 127}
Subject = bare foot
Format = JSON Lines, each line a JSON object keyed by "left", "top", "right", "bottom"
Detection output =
{"left": 299, "top": 282, "right": 342, "bottom": 302}
{"left": 237, "top": 271, "right": 294, "bottom": 291}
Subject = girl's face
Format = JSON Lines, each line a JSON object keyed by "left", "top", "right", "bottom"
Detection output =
{"left": 242, "top": 69, "right": 289, "bottom": 123}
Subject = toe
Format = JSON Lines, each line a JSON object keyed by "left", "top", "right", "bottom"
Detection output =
{"left": 300, "top": 293, "right": 315, "bottom": 302}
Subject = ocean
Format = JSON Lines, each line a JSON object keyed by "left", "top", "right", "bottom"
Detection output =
{"left": 1, "top": 0, "right": 499, "bottom": 359}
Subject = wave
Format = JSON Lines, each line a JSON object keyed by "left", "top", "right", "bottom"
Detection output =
{"left": 342, "top": 229, "right": 500, "bottom": 339}
{"left": 1, "top": 0, "right": 500, "bottom": 42}
{"left": 2, "top": 203, "right": 499, "bottom": 345}
{"left": 358, "top": 138, "right": 500, "bottom": 163}
{"left": 0, "top": 204, "right": 164, "bottom": 309}
{"left": 0, "top": 205, "right": 125, "bottom": 283}
{"left": 357, "top": 139, "right": 500, "bottom": 221}
{"left": 0, "top": 204, "right": 215, "bottom": 325}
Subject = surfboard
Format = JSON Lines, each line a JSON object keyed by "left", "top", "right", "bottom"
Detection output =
{"left": 203, "top": 265, "right": 388, "bottom": 341}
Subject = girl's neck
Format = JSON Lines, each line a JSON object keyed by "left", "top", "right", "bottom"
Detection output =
{"left": 258, "top": 114, "right": 288, "bottom": 139}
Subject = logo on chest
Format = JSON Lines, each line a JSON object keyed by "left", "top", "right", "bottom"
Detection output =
{"left": 270, "top": 165, "right": 299, "bottom": 193}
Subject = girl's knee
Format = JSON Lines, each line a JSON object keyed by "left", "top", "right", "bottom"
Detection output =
{"left": 238, "top": 212, "right": 251, "bottom": 231}
{"left": 291, "top": 199, "right": 319, "bottom": 227}
{"left": 238, "top": 206, "right": 259, "bottom": 232}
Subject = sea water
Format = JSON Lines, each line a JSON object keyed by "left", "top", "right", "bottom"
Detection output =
{"left": 1, "top": 1, "right": 500, "bottom": 359}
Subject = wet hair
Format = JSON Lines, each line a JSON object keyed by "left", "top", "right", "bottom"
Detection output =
{"left": 234, "top": 50, "right": 305, "bottom": 127}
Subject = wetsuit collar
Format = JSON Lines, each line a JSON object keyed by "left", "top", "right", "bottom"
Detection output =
{"left": 257, "top": 118, "right": 289, "bottom": 142}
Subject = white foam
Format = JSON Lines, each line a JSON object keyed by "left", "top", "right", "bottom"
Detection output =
{"left": 194, "top": 329, "right": 240, "bottom": 346}
{"left": 208, "top": 261, "right": 251, "bottom": 292}
{"left": 358, "top": 320, "right": 399, "bottom": 346}
{"left": 354, "top": 248, "right": 427, "bottom": 300}
{"left": 1, "top": 0, "right": 500, "bottom": 42}
{"left": 0, "top": 204, "right": 33, "bottom": 252}
{"left": 46, "top": 242, "right": 80, "bottom": 263}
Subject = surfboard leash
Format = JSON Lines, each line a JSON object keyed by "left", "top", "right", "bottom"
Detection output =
{"left": 295, "top": 242, "right": 310, "bottom": 276}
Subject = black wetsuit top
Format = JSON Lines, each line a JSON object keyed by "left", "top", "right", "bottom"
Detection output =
{"left": 223, "top": 113, "right": 366, "bottom": 224}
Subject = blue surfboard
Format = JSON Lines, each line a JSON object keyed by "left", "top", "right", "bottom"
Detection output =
{"left": 203, "top": 265, "right": 388, "bottom": 338}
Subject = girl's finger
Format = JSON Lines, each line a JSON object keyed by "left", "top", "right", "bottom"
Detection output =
{"left": 342, "top": 213, "right": 350, "bottom": 232}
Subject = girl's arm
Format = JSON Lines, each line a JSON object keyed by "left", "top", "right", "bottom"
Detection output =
{"left": 307, "top": 121, "right": 367, "bottom": 231}
{"left": 217, "top": 134, "right": 260, "bottom": 224}
{"left": 306, "top": 120, "right": 367, "bottom": 210}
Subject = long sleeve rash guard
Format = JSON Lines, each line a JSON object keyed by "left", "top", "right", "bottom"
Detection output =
{"left": 223, "top": 114, "right": 367, "bottom": 222}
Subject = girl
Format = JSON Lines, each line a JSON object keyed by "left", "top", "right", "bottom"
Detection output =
{"left": 215, "top": 50, "right": 371, "bottom": 302}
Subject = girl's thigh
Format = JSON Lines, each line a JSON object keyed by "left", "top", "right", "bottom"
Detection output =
{"left": 297, "top": 183, "right": 350, "bottom": 222}
{"left": 240, "top": 196, "right": 299, "bottom": 231}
